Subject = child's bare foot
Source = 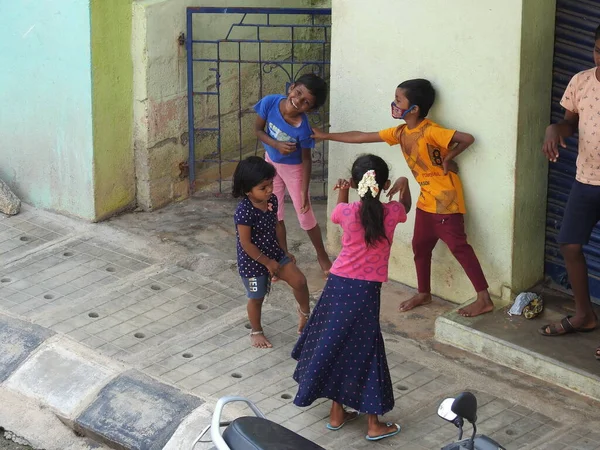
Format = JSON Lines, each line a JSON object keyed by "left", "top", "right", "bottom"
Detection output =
{"left": 297, "top": 305, "right": 310, "bottom": 334}
{"left": 250, "top": 330, "right": 272, "bottom": 348}
{"left": 458, "top": 290, "right": 494, "bottom": 317}
{"left": 399, "top": 293, "right": 432, "bottom": 312}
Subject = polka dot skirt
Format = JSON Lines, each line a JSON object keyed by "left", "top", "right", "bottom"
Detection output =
{"left": 291, "top": 274, "right": 394, "bottom": 415}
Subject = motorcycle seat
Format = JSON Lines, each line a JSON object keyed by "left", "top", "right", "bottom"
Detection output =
{"left": 222, "top": 416, "right": 326, "bottom": 450}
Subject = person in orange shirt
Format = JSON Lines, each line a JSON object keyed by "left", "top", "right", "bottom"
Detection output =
{"left": 312, "top": 79, "right": 494, "bottom": 317}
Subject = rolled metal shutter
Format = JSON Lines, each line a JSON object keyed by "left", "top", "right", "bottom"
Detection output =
{"left": 545, "top": 0, "right": 600, "bottom": 301}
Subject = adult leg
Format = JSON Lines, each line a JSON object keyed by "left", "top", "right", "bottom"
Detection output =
{"left": 437, "top": 214, "right": 493, "bottom": 317}
{"left": 400, "top": 209, "right": 439, "bottom": 312}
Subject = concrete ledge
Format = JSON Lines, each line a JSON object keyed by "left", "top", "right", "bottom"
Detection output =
{"left": 435, "top": 312, "right": 600, "bottom": 401}
{"left": 0, "top": 312, "right": 208, "bottom": 449}
{"left": 75, "top": 370, "right": 204, "bottom": 450}
{"left": 0, "top": 314, "right": 54, "bottom": 382}
{"left": 4, "top": 337, "right": 121, "bottom": 421}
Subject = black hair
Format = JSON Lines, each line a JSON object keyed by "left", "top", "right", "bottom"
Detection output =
{"left": 351, "top": 154, "right": 390, "bottom": 247}
{"left": 231, "top": 156, "right": 276, "bottom": 198}
{"left": 596, "top": 24, "right": 600, "bottom": 41}
{"left": 397, "top": 79, "right": 435, "bottom": 118}
{"left": 294, "top": 73, "right": 328, "bottom": 109}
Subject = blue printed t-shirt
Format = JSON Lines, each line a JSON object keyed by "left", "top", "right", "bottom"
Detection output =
{"left": 254, "top": 94, "right": 315, "bottom": 165}
{"left": 234, "top": 194, "right": 285, "bottom": 278}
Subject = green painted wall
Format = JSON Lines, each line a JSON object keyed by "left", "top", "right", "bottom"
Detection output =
{"left": 91, "top": 0, "right": 135, "bottom": 221}
{"left": 511, "top": 0, "right": 556, "bottom": 292}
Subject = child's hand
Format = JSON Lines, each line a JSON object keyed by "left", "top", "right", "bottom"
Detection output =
{"left": 275, "top": 141, "right": 296, "bottom": 155}
{"left": 310, "top": 127, "right": 327, "bottom": 141}
{"left": 300, "top": 191, "right": 310, "bottom": 214}
{"left": 265, "top": 259, "right": 280, "bottom": 279}
{"left": 386, "top": 177, "right": 408, "bottom": 199}
{"left": 442, "top": 158, "right": 459, "bottom": 175}
{"left": 542, "top": 124, "right": 565, "bottom": 162}
{"left": 446, "top": 159, "right": 459, "bottom": 174}
{"left": 333, "top": 179, "right": 350, "bottom": 190}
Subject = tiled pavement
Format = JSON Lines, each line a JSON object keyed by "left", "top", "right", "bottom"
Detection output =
{"left": 0, "top": 209, "right": 599, "bottom": 449}
{"left": 0, "top": 210, "right": 71, "bottom": 262}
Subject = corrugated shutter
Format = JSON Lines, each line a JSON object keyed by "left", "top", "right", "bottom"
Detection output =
{"left": 545, "top": 0, "right": 600, "bottom": 301}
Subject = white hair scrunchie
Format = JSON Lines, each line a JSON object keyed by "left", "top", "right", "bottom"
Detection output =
{"left": 357, "top": 170, "right": 380, "bottom": 198}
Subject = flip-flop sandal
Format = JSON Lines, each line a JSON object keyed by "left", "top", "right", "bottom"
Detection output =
{"left": 326, "top": 411, "right": 360, "bottom": 431}
{"left": 365, "top": 423, "right": 401, "bottom": 441}
{"left": 538, "top": 315, "right": 596, "bottom": 336}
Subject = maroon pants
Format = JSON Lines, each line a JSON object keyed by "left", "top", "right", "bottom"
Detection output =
{"left": 413, "top": 209, "right": 488, "bottom": 293}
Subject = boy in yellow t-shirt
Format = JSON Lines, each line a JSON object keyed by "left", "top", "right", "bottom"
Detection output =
{"left": 312, "top": 79, "right": 494, "bottom": 317}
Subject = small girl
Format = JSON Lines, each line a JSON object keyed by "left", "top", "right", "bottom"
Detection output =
{"left": 232, "top": 156, "right": 311, "bottom": 349}
{"left": 254, "top": 73, "right": 332, "bottom": 275}
{"left": 292, "top": 154, "right": 412, "bottom": 442}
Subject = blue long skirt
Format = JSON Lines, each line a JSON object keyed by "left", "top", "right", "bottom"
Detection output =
{"left": 291, "top": 273, "right": 394, "bottom": 415}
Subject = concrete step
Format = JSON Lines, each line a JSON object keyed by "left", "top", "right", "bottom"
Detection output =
{"left": 435, "top": 291, "right": 600, "bottom": 402}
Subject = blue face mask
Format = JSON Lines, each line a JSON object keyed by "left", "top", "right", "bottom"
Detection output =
{"left": 391, "top": 102, "right": 416, "bottom": 120}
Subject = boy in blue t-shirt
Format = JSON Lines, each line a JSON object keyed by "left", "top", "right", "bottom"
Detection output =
{"left": 253, "top": 74, "right": 332, "bottom": 274}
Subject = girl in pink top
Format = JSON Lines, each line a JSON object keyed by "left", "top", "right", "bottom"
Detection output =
{"left": 292, "top": 154, "right": 412, "bottom": 442}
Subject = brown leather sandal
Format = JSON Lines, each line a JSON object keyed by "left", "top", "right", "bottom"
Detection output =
{"left": 538, "top": 315, "right": 596, "bottom": 336}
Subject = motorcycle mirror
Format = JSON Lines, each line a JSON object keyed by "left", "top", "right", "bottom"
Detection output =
{"left": 451, "top": 392, "right": 478, "bottom": 423}
{"left": 437, "top": 398, "right": 458, "bottom": 422}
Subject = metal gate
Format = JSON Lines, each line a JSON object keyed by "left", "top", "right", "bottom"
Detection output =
{"left": 545, "top": 0, "right": 600, "bottom": 301}
{"left": 185, "top": 7, "right": 331, "bottom": 198}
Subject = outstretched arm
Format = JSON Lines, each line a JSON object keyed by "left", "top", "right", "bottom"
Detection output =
{"left": 312, "top": 127, "right": 384, "bottom": 144}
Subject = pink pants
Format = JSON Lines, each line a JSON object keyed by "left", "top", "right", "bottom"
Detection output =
{"left": 265, "top": 154, "right": 317, "bottom": 231}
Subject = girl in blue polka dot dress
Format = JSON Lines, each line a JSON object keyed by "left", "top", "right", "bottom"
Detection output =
{"left": 292, "top": 154, "right": 412, "bottom": 442}
{"left": 233, "top": 156, "right": 311, "bottom": 349}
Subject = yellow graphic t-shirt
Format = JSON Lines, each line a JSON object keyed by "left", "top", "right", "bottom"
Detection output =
{"left": 379, "top": 119, "right": 466, "bottom": 214}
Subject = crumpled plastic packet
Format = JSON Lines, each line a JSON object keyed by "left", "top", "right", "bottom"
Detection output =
{"left": 508, "top": 292, "right": 544, "bottom": 319}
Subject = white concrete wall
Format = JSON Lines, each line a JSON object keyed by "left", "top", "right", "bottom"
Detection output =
{"left": 0, "top": 0, "right": 95, "bottom": 219}
{"left": 327, "top": 0, "right": 554, "bottom": 303}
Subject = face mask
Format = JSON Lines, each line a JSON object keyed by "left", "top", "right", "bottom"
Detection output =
{"left": 391, "top": 102, "right": 415, "bottom": 120}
